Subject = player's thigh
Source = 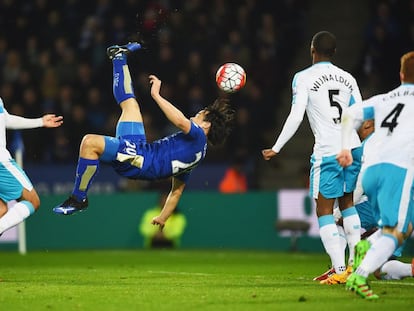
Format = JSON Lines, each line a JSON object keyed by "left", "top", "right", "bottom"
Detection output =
{"left": 115, "top": 121, "right": 146, "bottom": 139}
{"left": 344, "top": 148, "right": 362, "bottom": 193}
{"left": 119, "top": 99, "right": 144, "bottom": 123}
{"left": 0, "top": 160, "right": 33, "bottom": 202}
{"left": 310, "top": 155, "right": 343, "bottom": 200}
{"left": 376, "top": 164, "right": 413, "bottom": 233}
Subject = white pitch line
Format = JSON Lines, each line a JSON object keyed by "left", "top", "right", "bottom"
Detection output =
{"left": 147, "top": 270, "right": 213, "bottom": 276}
{"left": 371, "top": 281, "right": 414, "bottom": 286}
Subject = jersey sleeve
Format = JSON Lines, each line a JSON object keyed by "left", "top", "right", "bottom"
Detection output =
{"left": 187, "top": 121, "right": 202, "bottom": 139}
{"left": 4, "top": 109, "right": 43, "bottom": 129}
{"left": 349, "top": 77, "right": 363, "bottom": 105}
{"left": 342, "top": 103, "right": 365, "bottom": 150}
{"left": 271, "top": 72, "right": 308, "bottom": 152}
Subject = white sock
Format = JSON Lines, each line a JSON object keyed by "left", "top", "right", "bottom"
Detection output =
{"left": 0, "top": 201, "right": 34, "bottom": 234}
{"left": 367, "top": 228, "right": 382, "bottom": 244}
{"left": 320, "top": 222, "right": 346, "bottom": 273}
{"left": 337, "top": 225, "right": 348, "bottom": 254}
{"left": 342, "top": 207, "right": 361, "bottom": 266}
{"left": 380, "top": 260, "right": 413, "bottom": 280}
{"left": 356, "top": 234, "right": 397, "bottom": 277}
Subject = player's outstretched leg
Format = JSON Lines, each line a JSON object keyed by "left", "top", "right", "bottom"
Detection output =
{"left": 108, "top": 42, "right": 145, "bottom": 135}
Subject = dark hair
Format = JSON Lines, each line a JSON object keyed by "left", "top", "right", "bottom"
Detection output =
{"left": 311, "top": 31, "right": 336, "bottom": 58}
{"left": 204, "top": 98, "right": 235, "bottom": 146}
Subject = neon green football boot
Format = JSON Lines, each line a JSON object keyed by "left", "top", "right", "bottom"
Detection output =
{"left": 346, "top": 273, "right": 379, "bottom": 299}
{"left": 352, "top": 239, "right": 370, "bottom": 271}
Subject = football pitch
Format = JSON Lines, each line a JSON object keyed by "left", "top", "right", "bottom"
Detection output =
{"left": 1, "top": 250, "right": 413, "bottom": 310}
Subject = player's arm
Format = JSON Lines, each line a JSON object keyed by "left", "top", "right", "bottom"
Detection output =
{"left": 5, "top": 110, "right": 63, "bottom": 129}
{"left": 337, "top": 103, "right": 367, "bottom": 167}
{"left": 149, "top": 74, "right": 191, "bottom": 134}
{"left": 262, "top": 75, "right": 307, "bottom": 160}
{"left": 151, "top": 177, "right": 186, "bottom": 229}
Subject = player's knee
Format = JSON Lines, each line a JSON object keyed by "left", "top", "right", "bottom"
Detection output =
{"left": 383, "top": 226, "right": 405, "bottom": 245}
{"left": 80, "top": 134, "right": 105, "bottom": 157}
{"left": 0, "top": 200, "right": 7, "bottom": 217}
{"left": 81, "top": 134, "right": 96, "bottom": 148}
{"left": 22, "top": 189, "right": 40, "bottom": 210}
{"left": 31, "top": 195, "right": 40, "bottom": 210}
{"left": 30, "top": 191, "right": 40, "bottom": 210}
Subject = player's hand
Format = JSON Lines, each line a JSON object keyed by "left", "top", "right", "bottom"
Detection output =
{"left": 262, "top": 149, "right": 277, "bottom": 160}
{"left": 151, "top": 215, "right": 165, "bottom": 229}
{"left": 336, "top": 149, "right": 353, "bottom": 167}
{"left": 149, "top": 75, "right": 161, "bottom": 98}
{"left": 42, "top": 114, "right": 63, "bottom": 128}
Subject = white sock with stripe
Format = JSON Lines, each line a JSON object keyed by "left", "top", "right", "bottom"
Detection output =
{"left": 319, "top": 215, "right": 346, "bottom": 274}
{"left": 0, "top": 201, "right": 34, "bottom": 234}
{"left": 355, "top": 234, "right": 397, "bottom": 277}
{"left": 342, "top": 206, "right": 361, "bottom": 266}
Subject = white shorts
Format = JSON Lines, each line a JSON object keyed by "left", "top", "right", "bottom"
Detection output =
{"left": 0, "top": 159, "right": 33, "bottom": 202}
{"left": 309, "top": 147, "right": 362, "bottom": 199}
{"left": 362, "top": 163, "right": 413, "bottom": 233}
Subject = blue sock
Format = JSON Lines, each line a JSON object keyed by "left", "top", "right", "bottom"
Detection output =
{"left": 112, "top": 55, "right": 135, "bottom": 104}
{"left": 72, "top": 158, "right": 99, "bottom": 201}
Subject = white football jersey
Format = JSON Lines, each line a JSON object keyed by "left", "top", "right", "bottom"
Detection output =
{"left": 351, "top": 84, "right": 414, "bottom": 169}
{"left": 272, "top": 62, "right": 362, "bottom": 158}
{"left": 0, "top": 98, "right": 13, "bottom": 161}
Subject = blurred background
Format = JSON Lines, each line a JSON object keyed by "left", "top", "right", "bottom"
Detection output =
{"left": 1, "top": 0, "right": 411, "bottom": 190}
{"left": 1, "top": 0, "right": 413, "bottom": 252}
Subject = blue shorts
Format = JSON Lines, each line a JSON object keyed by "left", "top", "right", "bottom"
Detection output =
{"left": 101, "top": 121, "right": 146, "bottom": 162}
{"left": 100, "top": 121, "right": 147, "bottom": 177}
{"left": 309, "top": 147, "right": 362, "bottom": 199}
{"left": 0, "top": 159, "right": 33, "bottom": 202}
{"left": 362, "top": 163, "right": 414, "bottom": 233}
{"left": 355, "top": 200, "right": 379, "bottom": 232}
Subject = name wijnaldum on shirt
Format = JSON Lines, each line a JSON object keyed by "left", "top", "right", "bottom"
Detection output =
{"left": 310, "top": 74, "right": 353, "bottom": 92}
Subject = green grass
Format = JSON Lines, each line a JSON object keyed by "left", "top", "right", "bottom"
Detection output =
{"left": 1, "top": 250, "right": 413, "bottom": 310}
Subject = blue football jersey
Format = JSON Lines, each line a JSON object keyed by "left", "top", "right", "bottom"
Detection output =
{"left": 113, "top": 122, "right": 207, "bottom": 183}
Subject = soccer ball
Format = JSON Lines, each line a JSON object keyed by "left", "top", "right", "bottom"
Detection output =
{"left": 215, "top": 63, "right": 246, "bottom": 93}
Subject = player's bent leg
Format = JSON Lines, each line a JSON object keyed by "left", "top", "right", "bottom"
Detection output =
{"left": 0, "top": 191, "right": 36, "bottom": 234}
{"left": 79, "top": 134, "right": 105, "bottom": 159}
{"left": 54, "top": 135, "right": 104, "bottom": 216}
{"left": 375, "top": 259, "right": 414, "bottom": 280}
{"left": 21, "top": 188, "right": 40, "bottom": 210}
